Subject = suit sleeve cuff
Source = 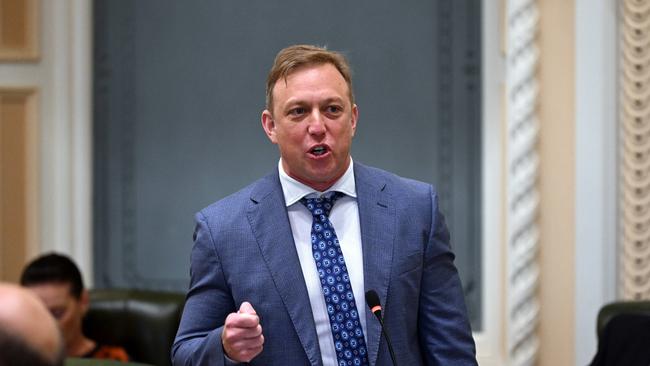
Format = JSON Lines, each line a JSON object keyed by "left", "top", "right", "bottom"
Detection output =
{"left": 223, "top": 344, "right": 243, "bottom": 365}
{"left": 224, "top": 355, "right": 243, "bottom": 365}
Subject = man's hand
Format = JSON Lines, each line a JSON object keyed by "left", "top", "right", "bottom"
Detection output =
{"left": 222, "top": 302, "right": 264, "bottom": 363}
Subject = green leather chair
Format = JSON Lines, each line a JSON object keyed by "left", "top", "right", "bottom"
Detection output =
{"left": 590, "top": 300, "right": 650, "bottom": 365}
{"left": 596, "top": 300, "right": 650, "bottom": 339}
{"left": 82, "top": 289, "right": 185, "bottom": 366}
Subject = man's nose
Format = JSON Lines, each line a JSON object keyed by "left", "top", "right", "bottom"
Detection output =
{"left": 307, "top": 111, "right": 326, "bottom": 135}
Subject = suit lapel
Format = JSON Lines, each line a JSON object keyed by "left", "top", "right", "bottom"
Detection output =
{"left": 355, "top": 163, "right": 396, "bottom": 366}
{"left": 247, "top": 173, "right": 323, "bottom": 366}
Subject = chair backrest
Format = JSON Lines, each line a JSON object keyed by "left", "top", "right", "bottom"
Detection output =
{"left": 596, "top": 300, "right": 650, "bottom": 339}
{"left": 590, "top": 301, "right": 650, "bottom": 366}
{"left": 82, "top": 289, "right": 185, "bottom": 366}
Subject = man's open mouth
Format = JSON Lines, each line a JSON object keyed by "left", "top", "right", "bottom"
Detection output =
{"left": 310, "top": 146, "right": 328, "bottom": 156}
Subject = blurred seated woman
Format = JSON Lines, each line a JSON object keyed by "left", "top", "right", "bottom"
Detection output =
{"left": 21, "top": 253, "right": 130, "bottom": 362}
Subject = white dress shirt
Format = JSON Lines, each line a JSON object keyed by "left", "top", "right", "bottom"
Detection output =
{"left": 278, "top": 158, "right": 368, "bottom": 366}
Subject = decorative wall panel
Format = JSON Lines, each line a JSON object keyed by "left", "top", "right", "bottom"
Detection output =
{"left": 0, "top": 0, "right": 39, "bottom": 60}
{"left": 0, "top": 88, "right": 37, "bottom": 282}
{"left": 621, "top": 0, "right": 650, "bottom": 300}
{"left": 505, "top": 0, "right": 540, "bottom": 364}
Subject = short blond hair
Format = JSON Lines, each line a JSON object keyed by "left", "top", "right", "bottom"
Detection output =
{"left": 265, "top": 44, "right": 354, "bottom": 111}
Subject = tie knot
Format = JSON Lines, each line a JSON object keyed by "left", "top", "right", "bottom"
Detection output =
{"left": 300, "top": 192, "right": 343, "bottom": 218}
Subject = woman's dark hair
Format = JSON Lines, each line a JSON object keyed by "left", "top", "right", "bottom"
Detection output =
{"left": 20, "top": 253, "right": 84, "bottom": 299}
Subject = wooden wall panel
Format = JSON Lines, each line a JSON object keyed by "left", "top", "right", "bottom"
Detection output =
{"left": 0, "top": 89, "right": 37, "bottom": 282}
{"left": 0, "top": 0, "right": 39, "bottom": 61}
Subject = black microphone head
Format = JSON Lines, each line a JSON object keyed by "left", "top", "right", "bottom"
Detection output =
{"left": 366, "top": 291, "right": 397, "bottom": 364}
{"left": 365, "top": 290, "right": 382, "bottom": 318}
{"left": 365, "top": 290, "right": 380, "bottom": 308}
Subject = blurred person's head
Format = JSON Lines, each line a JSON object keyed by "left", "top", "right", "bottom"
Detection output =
{"left": 0, "top": 283, "right": 64, "bottom": 366}
{"left": 20, "top": 253, "right": 91, "bottom": 356}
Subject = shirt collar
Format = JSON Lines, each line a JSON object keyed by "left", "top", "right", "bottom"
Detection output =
{"left": 278, "top": 158, "right": 357, "bottom": 207}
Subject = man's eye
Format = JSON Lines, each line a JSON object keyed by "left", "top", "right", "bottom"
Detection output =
{"left": 326, "top": 106, "right": 342, "bottom": 114}
{"left": 289, "top": 107, "right": 306, "bottom": 116}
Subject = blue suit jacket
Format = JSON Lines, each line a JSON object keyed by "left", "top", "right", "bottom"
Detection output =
{"left": 172, "top": 162, "right": 477, "bottom": 365}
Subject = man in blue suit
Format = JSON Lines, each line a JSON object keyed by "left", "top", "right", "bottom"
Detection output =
{"left": 172, "top": 45, "right": 477, "bottom": 366}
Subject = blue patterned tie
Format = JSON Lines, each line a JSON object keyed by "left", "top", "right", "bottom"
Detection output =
{"left": 301, "top": 192, "right": 369, "bottom": 366}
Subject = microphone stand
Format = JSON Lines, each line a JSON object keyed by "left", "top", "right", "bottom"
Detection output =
{"left": 375, "top": 313, "right": 398, "bottom": 366}
{"left": 366, "top": 290, "right": 398, "bottom": 366}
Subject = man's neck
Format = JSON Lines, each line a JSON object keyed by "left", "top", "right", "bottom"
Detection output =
{"left": 279, "top": 157, "right": 354, "bottom": 194}
{"left": 290, "top": 174, "right": 341, "bottom": 193}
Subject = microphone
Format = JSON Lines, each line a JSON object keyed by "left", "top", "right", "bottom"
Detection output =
{"left": 365, "top": 290, "right": 398, "bottom": 366}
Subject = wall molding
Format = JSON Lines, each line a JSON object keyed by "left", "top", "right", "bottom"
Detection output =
{"left": 475, "top": 0, "right": 541, "bottom": 364}
{"left": 504, "top": 0, "right": 540, "bottom": 364}
{"left": 474, "top": 0, "right": 506, "bottom": 363}
{"left": 621, "top": 0, "right": 650, "bottom": 300}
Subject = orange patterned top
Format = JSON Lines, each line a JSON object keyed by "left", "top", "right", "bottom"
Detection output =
{"left": 84, "top": 344, "right": 130, "bottom": 362}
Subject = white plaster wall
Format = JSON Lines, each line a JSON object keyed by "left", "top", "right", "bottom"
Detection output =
{"left": 475, "top": 0, "right": 506, "bottom": 364}
{"left": 574, "top": 0, "right": 618, "bottom": 364}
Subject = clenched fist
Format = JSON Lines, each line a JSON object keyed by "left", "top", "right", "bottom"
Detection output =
{"left": 222, "top": 302, "right": 264, "bottom": 362}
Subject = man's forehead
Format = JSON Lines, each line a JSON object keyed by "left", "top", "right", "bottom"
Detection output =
{"left": 276, "top": 62, "right": 345, "bottom": 86}
{"left": 273, "top": 65, "right": 349, "bottom": 98}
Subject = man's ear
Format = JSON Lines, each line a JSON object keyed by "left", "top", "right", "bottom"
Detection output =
{"left": 350, "top": 104, "right": 359, "bottom": 137}
{"left": 261, "top": 110, "right": 278, "bottom": 144}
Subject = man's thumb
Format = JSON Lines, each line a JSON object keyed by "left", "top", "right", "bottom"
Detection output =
{"left": 239, "top": 301, "right": 257, "bottom": 315}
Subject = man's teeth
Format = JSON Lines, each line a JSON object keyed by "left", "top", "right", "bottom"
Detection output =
{"left": 312, "top": 147, "right": 326, "bottom": 155}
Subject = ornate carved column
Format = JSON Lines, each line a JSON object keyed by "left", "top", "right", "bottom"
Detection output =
{"left": 621, "top": 0, "right": 650, "bottom": 300}
{"left": 505, "top": 0, "right": 540, "bottom": 364}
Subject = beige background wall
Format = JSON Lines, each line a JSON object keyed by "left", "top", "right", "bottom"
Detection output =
{"left": 537, "top": 0, "right": 577, "bottom": 365}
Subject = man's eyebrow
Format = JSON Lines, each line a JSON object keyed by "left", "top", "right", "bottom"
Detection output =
{"left": 281, "top": 96, "right": 347, "bottom": 109}
{"left": 282, "top": 99, "right": 308, "bottom": 109}
{"left": 322, "top": 97, "right": 345, "bottom": 104}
